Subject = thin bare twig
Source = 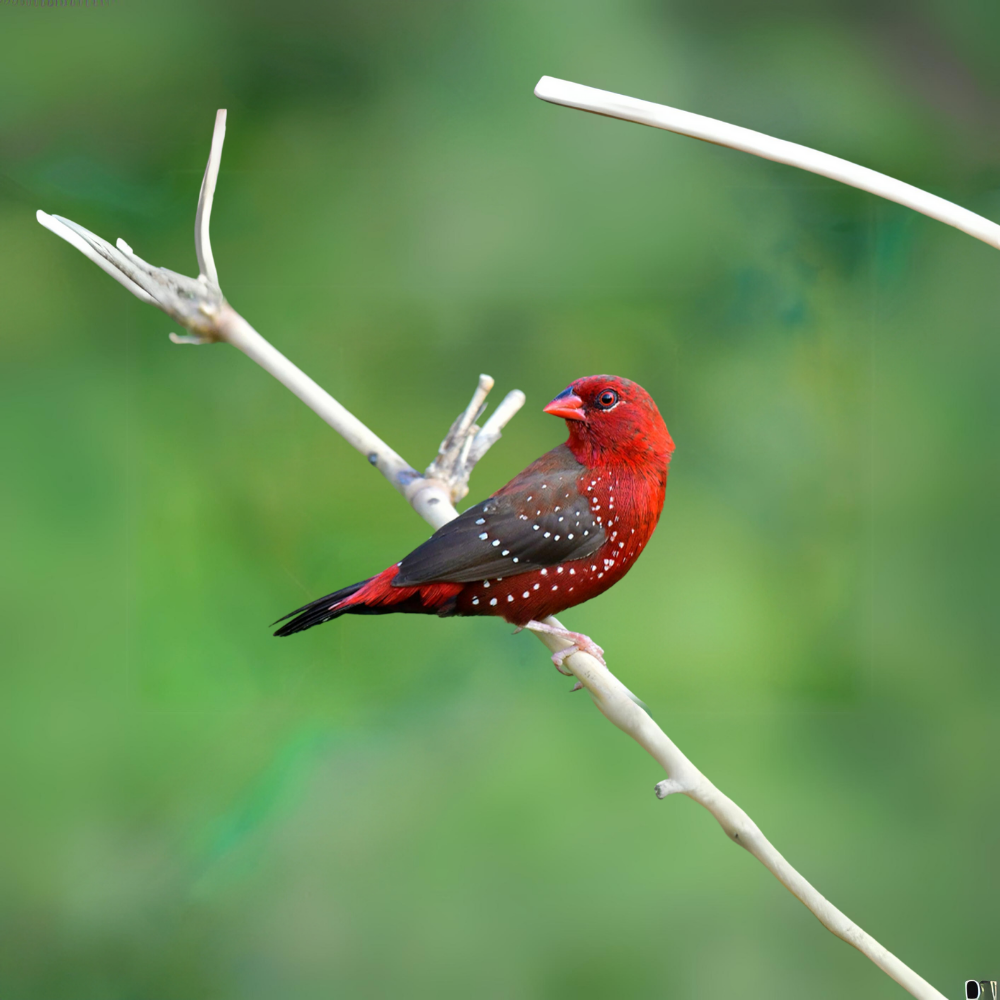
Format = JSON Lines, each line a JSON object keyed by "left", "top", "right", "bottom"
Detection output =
{"left": 534, "top": 76, "right": 1000, "bottom": 251}
{"left": 194, "top": 108, "right": 226, "bottom": 286}
{"left": 37, "top": 107, "right": 946, "bottom": 1000}
{"left": 36, "top": 112, "right": 521, "bottom": 514}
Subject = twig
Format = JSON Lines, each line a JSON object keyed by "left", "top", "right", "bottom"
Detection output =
{"left": 534, "top": 76, "right": 1000, "bottom": 251}
{"left": 194, "top": 108, "right": 226, "bottom": 286}
{"left": 37, "top": 109, "right": 946, "bottom": 1000}
{"left": 36, "top": 111, "right": 522, "bottom": 525}
{"left": 533, "top": 622, "right": 945, "bottom": 999}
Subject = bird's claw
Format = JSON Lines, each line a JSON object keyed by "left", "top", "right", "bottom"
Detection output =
{"left": 548, "top": 632, "right": 606, "bottom": 671}
{"left": 523, "top": 620, "right": 608, "bottom": 674}
{"left": 552, "top": 656, "right": 575, "bottom": 676}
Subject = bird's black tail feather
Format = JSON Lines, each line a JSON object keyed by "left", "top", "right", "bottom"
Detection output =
{"left": 273, "top": 580, "right": 370, "bottom": 637}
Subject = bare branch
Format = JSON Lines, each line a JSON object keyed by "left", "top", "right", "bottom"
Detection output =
{"left": 534, "top": 76, "right": 1000, "bottom": 251}
{"left": 35, "top": 114, "right": 515, "bottom": 516}
{"left": 37, "top": 211, "right": 157, "bottom": 305}
{"left": 194, "top": 109, "right": 226, "bottom": 286}
{"left": 532, "top": 620, "right": 946, "bottom": 1000}
{"left": 37, "top": 106, "right": 949, "bottom": 1000}
{"left": 36, "top": 211, "right": 225, "bottom": 337}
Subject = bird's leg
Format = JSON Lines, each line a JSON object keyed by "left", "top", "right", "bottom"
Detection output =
{"left": 523, "top": 620, "right": 607, "bottom": 671}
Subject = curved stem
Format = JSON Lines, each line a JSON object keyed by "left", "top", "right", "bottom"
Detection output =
{"left": 534, "top": 76, "right": 1000, "bottom": 251}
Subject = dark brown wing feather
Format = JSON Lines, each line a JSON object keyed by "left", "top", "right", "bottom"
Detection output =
{"left": 394, "top": 445, "right": 605, "bottom": 586}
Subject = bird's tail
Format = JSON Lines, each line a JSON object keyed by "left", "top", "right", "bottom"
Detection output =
{"left": 273, "top": 565, "right": 462, "bottom": 637}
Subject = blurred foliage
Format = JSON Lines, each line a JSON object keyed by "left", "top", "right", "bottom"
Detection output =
{"left": 1, "top": 1, "right": 998, "bottom": 997}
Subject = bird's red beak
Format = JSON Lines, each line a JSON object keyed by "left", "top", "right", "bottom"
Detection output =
{"left": 543, "top": 389, "right": 586, "bottom": 422}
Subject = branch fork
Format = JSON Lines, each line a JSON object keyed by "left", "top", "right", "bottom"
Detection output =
{"left": 425, "top": 373, "right": 526, "bottom": 505}
{"left": 37, "top": 93, "right": 958, "bottom": 1000}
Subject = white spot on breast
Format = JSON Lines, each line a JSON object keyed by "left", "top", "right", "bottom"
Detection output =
{"left": 541, "top": 569, "right": 548, "bottom": 576}
{"left": 507, "top": 595, "right": 514, "bottom": 602}
{"left": 619, "top": 542, "right": 625, "bottom": 548}
{"left": 483, "top": 581, "right": 490, "bottom": 588}
{"left": 551, "top": 585, "right": 558, "bottom": 590}
{"left": 522, "top": 591, "right": 529, "bottom": 598}
{"left": 569, "top": 568, "right": 575, "bottom": 575}
{"left": 490, "top": 598, "right": 497, "bottom": 606}
{"left": 598, "top": 572, "right": 604, "bottom": 579}
{"left": 472, "top": 597, "right": 479, "bottom": 605}
{"left": 533, "top": 583, "right": 540, "bottom": 590}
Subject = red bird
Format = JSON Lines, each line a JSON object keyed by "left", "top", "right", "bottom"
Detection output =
{"left": 275, "top": 375, "right": 674, "bottom": 669}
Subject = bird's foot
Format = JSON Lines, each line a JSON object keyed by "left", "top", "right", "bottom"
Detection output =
{"left": 524, "top": 620, "right": 606, "bottom": 671}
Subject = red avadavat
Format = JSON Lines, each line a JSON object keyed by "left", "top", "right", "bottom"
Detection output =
{"left": 275, "top": 375, "right": 674, "bottom": 667}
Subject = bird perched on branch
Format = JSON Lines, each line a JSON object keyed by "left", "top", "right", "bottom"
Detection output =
{"left": 275, "top": 375, "right": 674, "bottom": 671}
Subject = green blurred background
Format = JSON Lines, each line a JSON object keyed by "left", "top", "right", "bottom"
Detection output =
{"left": 2, "top": 1, "right": 998, "bottom": 997}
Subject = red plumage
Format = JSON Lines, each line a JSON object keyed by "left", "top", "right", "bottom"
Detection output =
{"left": 275, "top": 376, "right": 674, "bottom": 643}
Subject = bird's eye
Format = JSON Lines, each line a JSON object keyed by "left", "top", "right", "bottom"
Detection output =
{"left": 596, "top": 389, "right": 619, "bottom": 409}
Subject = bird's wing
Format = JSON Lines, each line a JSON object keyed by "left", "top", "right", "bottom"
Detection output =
{"left": 394, "top": 455, "right": 606, "bottom": 586}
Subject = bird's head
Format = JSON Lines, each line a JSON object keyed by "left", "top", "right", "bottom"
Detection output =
{"left": 544, "top": 375, "right": 674, "bottom": 468}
